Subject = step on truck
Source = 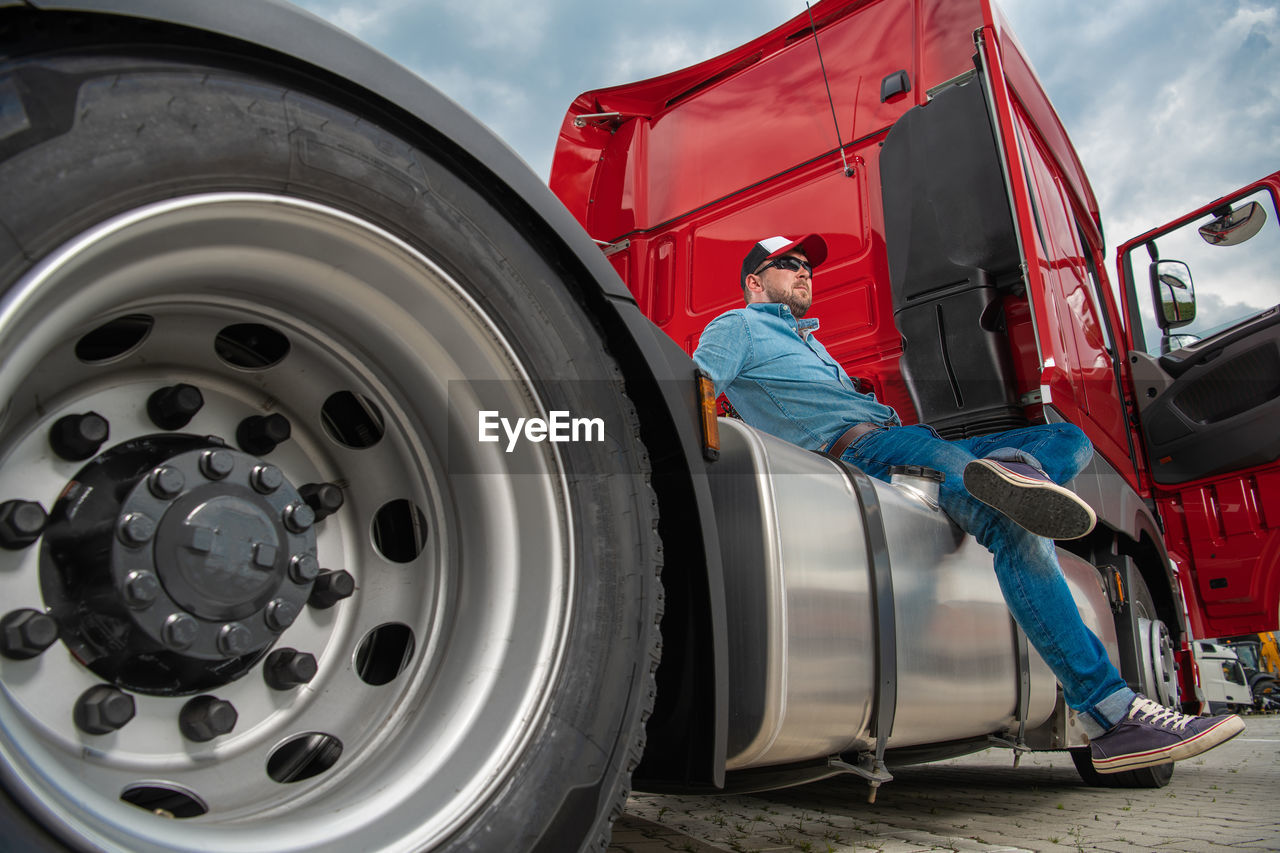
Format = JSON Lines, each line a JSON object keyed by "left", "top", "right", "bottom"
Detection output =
{"left": 1, "top": 0, "right": 1277, "bottom": 851}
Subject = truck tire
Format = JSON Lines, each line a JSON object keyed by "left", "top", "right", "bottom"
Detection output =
{"left": 0, "top": 44, "right": 661, "bottom": 853}
{"left": 1252, "top": 676, "right": 1280, "bottom": 713}
{"left": 1070, "top": 571, "right": 1174, "bottom": 788}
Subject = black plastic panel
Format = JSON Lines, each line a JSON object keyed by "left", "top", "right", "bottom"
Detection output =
{"left": 895, "top": 287, "right": 1025, "bottom": 437}
{"left": 880, "top": 78, "right": 1025, "bottom": 435}
{"left": 1142, "top": 323, "right": 1280, "bottom": 485}
{"left": 881, "top": 79, "right": 1019, "bottom": 306}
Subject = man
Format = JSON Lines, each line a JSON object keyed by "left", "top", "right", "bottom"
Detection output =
{"left": 693, "top": 234, "right": 1243, "bottom": 774}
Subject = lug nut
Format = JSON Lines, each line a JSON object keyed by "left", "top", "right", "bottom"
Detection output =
{"left": 289, "top": 553, "right": 320, "bottom": 583}
{"left": 148, "top": 466, "right": 186, "bottom": 499}
{"left": 162, "top": 613, "right": 198, "bottom": 650}
{"left": 147, "top": 384, "right": 205, "bottom": 430}
{"left": 299, "top": 482, "right": 344, "bottom": 522}
{"left": 199, "top": 449, "right": 235, "bottom": 480}
{"left": 251, "top": 464, "right": 284, "bottom": 494}
{"left": 0, "top": 500, "right": 47, "bottom": 550}
{"left": 123, "top": 570, "right": 160, "bottom": 608}
{"left": 117, "top": 512, "right": 156, "bottom": 547}
{"left": 237, "top": 414, "right": 291, "bottom": 456}
{"left": 1, "top": 608, "right": 59, "bottom": 659}
{"left": 49, "top": 412, "right": 109, "bottom": 461}
{"left": 182, "top": 523, "right": 214, "bottom": 554}
{"left": 264, "top": 598, "right": 300, "bottom": 631}
{"left": 263, "top": 648, "right": 318, "bottom": 690}
{"left": 74, "top": 684, "right": 135, "bottom": 735}
{"left": 308, "top": 570, "right": 355, "bottom": 609}
{"left": 216, "top": 622, "right": 252, "bottom": 656}
{"left": 178, "top": 695, "right": 237, "bottom": 742}
{"left": 283, "top": 503, "right": 315, "bottom": 534}
{"left": 252, "top": 542, "right": 278, "bottom": 569}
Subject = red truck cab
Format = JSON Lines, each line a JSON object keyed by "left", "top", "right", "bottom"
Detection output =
{"left": 551, "top": 0, "right": 1280, "bottom": 701}
{"left": 3, "top": 1, "right": 1276, "bottom": 846}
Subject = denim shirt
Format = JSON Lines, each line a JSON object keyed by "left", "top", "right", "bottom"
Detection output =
{"left": 692, "top": 303, "right": 900, "bottom": 450}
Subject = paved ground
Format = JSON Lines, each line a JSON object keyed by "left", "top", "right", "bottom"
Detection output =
{"left": 608, "top": 713, "right": 1280, "bottom": 852}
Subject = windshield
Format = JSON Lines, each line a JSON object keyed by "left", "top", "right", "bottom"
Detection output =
{"left": 1231, "top": 642, "right": 1262, "bottom": 671}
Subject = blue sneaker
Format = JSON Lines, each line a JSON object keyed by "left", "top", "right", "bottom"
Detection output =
{"left": 1089, "top": 695, "right": 1244, "bottom": 773}
{"left": 963, "top": 458, "right": 1096, "bottom": 540}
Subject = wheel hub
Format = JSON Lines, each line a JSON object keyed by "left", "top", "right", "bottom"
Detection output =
{"left": 157, "top": 491, "right": 286, "bottom": 620}
{"left": 39, "top": 435, "right": 317, "bottom": 695}
{"left": 0, "top": 190, "right": 574, "bottom": 849}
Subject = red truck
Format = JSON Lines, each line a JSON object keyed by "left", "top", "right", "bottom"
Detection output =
{"left": 0, "top": 1, "right": 1276, "bottom": 851}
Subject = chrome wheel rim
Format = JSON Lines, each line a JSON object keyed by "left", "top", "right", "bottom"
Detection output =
{"left": 1136, "top": 611, "right": 1179, "bottom": 710}
{"left": 1148, "top": 618, "right": 1179, "bottom": 709}
{"left": 0, "top": 194, "right": 571, "bottom": 852}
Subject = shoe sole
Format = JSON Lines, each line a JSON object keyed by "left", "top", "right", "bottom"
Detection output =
{"left": 963, "top": 460, "right": 1096, "bottom": 540}
{"left": 1092, "top": 714, "right": 1246, "bottom": 773}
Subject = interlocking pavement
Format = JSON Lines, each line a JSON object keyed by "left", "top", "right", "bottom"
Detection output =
{"left": 608, "top": 713, "right": 1280, "bottom": 852}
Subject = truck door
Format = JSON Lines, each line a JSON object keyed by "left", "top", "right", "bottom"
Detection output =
{"left": 974, "top": 8, "right": 1280, "bottom": 640}
{"left": 969, "top": 11, "right": 1139, "bottom": 485}
{"left": 1119, "top": 176, "right": 1280, "bottom": 639}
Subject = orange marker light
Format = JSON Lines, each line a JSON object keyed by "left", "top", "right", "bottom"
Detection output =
{"left": 696, "top": 371, "right": 720, "bottom": 462}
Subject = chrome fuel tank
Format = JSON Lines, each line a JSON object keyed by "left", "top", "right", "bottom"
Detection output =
{"left": 709, "top": 420, "right": 1118, "bottom": 771}
{"left": 709, "top": 422, "right": 876, "bottom": 769}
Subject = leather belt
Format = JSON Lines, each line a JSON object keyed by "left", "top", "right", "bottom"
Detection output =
{"left": 825, "top": 422, "right": 881, "bottom": 460}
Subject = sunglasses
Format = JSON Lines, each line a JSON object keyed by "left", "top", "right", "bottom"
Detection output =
{"left": 755, "top": 256, "right": 812, "bottom": 276}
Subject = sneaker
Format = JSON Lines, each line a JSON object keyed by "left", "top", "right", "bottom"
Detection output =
{"left": 1089, "top": 695, "right": 1245, "bottom": 774}
{"left": 963, "top": 458, "right": 1096, "bottom": 539}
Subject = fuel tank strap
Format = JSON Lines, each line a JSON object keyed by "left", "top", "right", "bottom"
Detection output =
{"left": 1012, "top": 624, "right": 1032, "bottom": 757}
{"left": 834, "top": 461, "right": 896, "bottom": 798}
{"left": 988, "top": 622, "right": 1033, "bottom": 764}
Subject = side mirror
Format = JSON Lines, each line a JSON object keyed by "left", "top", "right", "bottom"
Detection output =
{"left": 1150, "top": 259, "right": 1196, "bottom": 330}
{"left": 1198, "top": 201, "right": 1266, "bottom": 247}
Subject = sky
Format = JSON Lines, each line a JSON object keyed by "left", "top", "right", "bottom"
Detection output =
{"left": 292, "top": 0, "right": 1279, "bottom": 339}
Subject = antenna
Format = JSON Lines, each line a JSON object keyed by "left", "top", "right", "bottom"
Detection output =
{"left": 807, "top": 2, "right": 854, "bottom": 177}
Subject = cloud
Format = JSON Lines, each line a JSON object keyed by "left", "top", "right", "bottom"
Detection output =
{"left": 606, "top": 29, "right": 737, "bottom": 87}
{"left": 300, "top": 0, "right": 411, "bottom": 39}
{"left": 1002, "top": 0, "right": 1279, "bottom": 257}
{"left": 299, "top": 0, "right": 552, "bottom": 68}
{"left": 450, "top": 0, "right": 552, "bottom": 55}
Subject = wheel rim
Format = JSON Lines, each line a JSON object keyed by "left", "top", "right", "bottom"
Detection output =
{"left": 0, "top": 194, "right": 572, "bottom": 851}
{"left": 1255, "top": 680, "right": 1280, "bottom": 711}
{"left": 1147, "top": 620, "right": 1178, "bottom": 708}
{"left": 1135, "top": 613, "right": 1178, "bottom": 710}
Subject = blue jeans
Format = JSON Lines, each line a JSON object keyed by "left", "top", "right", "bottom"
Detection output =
{"left": 841, "top": 423, "right": 1134, "bottom": 734}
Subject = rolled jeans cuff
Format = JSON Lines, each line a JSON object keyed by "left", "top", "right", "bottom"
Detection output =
{"left": 984, "top": 446, "right": 1048, "bottom": 476}
{"left": 1079, "top": 686, "right": 1139, "bottom": 738}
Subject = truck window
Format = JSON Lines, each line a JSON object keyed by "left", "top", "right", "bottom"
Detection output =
{"left": 1075, "top": 219, "right": 1115, "bottom": 355}
{"left": 1126, "top": 188, "right": 1280, "bottom": 356}
{"left": 1231, "top": 642, "right": 1261, "bottom": 671}
{"left": 1223, "top": 661, "right": 1248, "bottom": 687}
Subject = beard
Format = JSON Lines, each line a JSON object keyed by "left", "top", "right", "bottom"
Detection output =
{"left": 763, "top": 280, "right": 811, "bottom": 318}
